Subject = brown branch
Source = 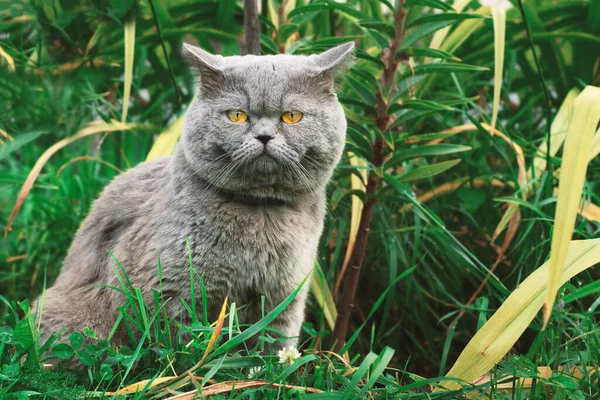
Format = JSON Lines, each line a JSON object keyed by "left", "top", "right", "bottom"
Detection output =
{"left": 243, "top": 0, "right": 261, "bottom": 55}
{"left": 331, "top": 2, "right": 407, "bottom": 352}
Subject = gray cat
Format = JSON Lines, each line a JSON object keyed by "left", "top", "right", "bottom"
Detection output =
{"left": 36, "top": 42, "right": 353, "bottom": 350}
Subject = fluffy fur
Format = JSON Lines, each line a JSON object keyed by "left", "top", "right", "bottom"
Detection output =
{"left": 36, "top": 42, "right": 354, "bottom": 348}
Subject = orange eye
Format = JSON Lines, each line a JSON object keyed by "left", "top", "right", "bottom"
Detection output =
{"left": 228, "top": 110, "right": 248, "bottom": 123}
{"left": 281, "top": 111, "right": 303, "bottom": 124}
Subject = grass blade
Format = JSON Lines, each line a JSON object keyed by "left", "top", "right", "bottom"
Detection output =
{"left": 490, "top": 6, "right": 505, "bottom": 130}
{"left": 310, "top": 261, "right": 337, "bottom": 330}
{"left": 544, "top": 86, "right": 600, "bottom": 327}
{"left": 4, "top": 120, "right": 133, "bottom": 237}
{"left": 0, "top": 45, "right": 15, "bottom": 71}
{"left": 0, "top": 131, "right": 45, "bottom": 161}
{"left": 427, "top": 0, "right": 469, "bottom": 58}
{"left": 199, "top": 296, "right": 228, "bottom": 365}
{"left": 146, "top": 114, "right": 186, "bottom": 161}
{"left": 334, "top": 153, "right": 367, "bottom": 296}
{"left": 438, "top": 238, "right": 600, "bottom": 391}
{"left": 121, "top": 16, "right": 136, "bottom": 123}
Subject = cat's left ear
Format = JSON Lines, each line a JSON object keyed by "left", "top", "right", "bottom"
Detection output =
{"left": 310, "top": 42, "right": 355, "bottom": 73}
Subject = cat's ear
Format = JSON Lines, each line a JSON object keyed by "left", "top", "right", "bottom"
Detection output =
{"left": 310, "top": 42, "right": 355, "bottom": 73}
{"left": 182, "top": 43, "right": 224, "bottom": 96}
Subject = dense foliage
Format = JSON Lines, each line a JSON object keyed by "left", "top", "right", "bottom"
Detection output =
{"left": 1, "top": 0, "right": 599, "bottom": 398}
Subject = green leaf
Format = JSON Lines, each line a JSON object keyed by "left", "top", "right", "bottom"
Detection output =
{"left": 404, "top": 131, "right": 464, "bottom": 142}
{"left": 532, "top": 31, "right": 600, "bottom": 45}
{"left": 201, "top": 356, "right": 264, "bottom": 369}
{"left": 401, "top": 62, "right": 488, "bottom": 78}
{"left": 287, "top": 3, "right": 330, "bottom": 19}
{"left": 277, "top": 23, "right": 299, "bottom": 43}
{"left": 69, "top": 331, "right": 84, "bottom": 351}
{"left": 346, "top": 75, "right": 377, "bottom": 107}
{"left": 405, "top": 0, "right": 453, "bottom": 11}
{"left": 392, "top": 159, "right": 462, "bottom": 183}
{"left": 402, "top": 47, "right": 460, "bottom": 61}
{"left": 327, "top": 0, "right": 373, "bottom": 21}
{"left": 288, "top": 0, "right": 372, "bottom": 22}
{"left": 0, "top": 131, "right": 45, "bottom": 161}
{"left": 392, "top": 75, "right": 427, "bottom": 102}
{"left": 213, "top": 275, "right": 308, "bottom": 357}
{"left": 358, "top": 20, "right": 395, "bottom": 38}
{"left": 52, "top": 343, "right": 74, "bottom": 359}
{"left": 354, "top": 49, "right": 385, "bottom": 67}
{"left": 14, "top": 314, "right": 34, "bottom": 349}
{"left": 277, "top": 355, "right": 319, "bottom": 380}
{"left": 385, "top": 144, "right": 471, "bottom": 168}
{"left": 388, "top": 99, "right": 454, "bottom": 114}
{"left": 407, "top": 12, "right": 487, "bottom": 29}
{"left": 350, "top": 67, "right": 382, "bottom": 93}
{"left": 357, "top": 347, "right": 395, "bottom": 396}
{"left": 338, "top": 95, "right": 377, "bottom": 114}
{"left": 298, "top": 36, "right": 362, "bottom": 51}
{"left": 371, "top": 0, "right": 394, "bottom": 12}
{"left": 402, "top": 21, "right": 458, "bottom": 49}
{"left": 259, "top": 33, "right": 278, "bottom": 54}
{"left": 366, "top": 29, "right": 390, "bottom": 50}
{"left": 341, "top": 352, "right": 378, "bottom": 399}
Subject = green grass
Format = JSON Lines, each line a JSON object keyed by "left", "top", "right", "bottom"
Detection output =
{"left": 2, "top": 0, "right": 600, "bottom": 398}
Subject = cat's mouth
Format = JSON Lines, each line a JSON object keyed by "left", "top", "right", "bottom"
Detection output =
{"left": 229, "top": 193, "right": 290, "bottom": 207}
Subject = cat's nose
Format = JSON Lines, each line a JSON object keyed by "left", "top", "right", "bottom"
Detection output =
{"left": 255, "top": 134, "right": 274, "bottom": 145}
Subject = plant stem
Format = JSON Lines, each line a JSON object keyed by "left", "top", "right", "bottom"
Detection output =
{"left": 244, "top": 0, "right": 261, "bottom": 55}
{"left": 332, "top": 3, "right": 407, "bottom": 352}
{"left": 147, "top": 0, "right": 181, "bottom": 102}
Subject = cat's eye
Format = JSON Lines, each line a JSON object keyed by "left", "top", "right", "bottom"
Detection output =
{"left": 228, "top": 110, "right": 248, "bottom": 123}
{"left": 281, "top": 111, "right": 303, "bottom": 124}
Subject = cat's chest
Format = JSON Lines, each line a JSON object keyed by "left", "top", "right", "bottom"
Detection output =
{"left": 190, "top": 203, "right": 321, "bottom": 287}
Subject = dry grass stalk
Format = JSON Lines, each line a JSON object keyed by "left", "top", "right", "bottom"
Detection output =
{"left": 165, "top": 380, "right": 323, "bottom": 399}
{"left": 4, "top": 120, "right": 133, "bottom": 237}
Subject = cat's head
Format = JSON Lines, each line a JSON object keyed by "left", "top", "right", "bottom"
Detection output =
{"left": 180, "top": 42, "right": 354, "bottom": 203}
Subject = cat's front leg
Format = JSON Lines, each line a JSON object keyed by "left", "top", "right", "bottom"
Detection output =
{"left": 269, "top": 284, "right": 309, "bottom": 350}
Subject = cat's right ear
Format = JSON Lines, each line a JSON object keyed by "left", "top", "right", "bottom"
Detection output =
{"left": 182, "top": 43, "right": 224, "bottom": 96}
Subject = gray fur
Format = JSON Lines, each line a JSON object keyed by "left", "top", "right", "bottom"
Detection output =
{"left": 36, "top": 42, "right": 354, "bottom": 348}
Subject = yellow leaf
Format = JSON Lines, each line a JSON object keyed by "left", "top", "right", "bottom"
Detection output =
{"left": 122, "top": 17, "right": 136, "bottom": 123}
{"left": 544, "top": 86, "right": 600, "bottom": 327}
{"left": 105, "top": 376, "right": 175, "bottom": 395}
{"left": 146, "top": 115, "right": 185, "bottom": 161}
{"left": 85, "top": 25, "right": 104, "bottom": 55}
{"left": 199, "top": 296, "right": 228, "bottom": 365}
{"left": 437, "top": 238, "right": 600, "bottom": 392}
{"left": 310, "top": 261, "right": 337, "bottom": 330}
{"left": 428, "top": 0, "right": 470, "bottom": 58}
{"left": 580, "top": 202, "right": 600, "bottom": 224}
{"left": 467, "top": 366, "right": 598, "bottom": 397}
{"left": 494, "top": 88, "right": 579, "bottom": 239}
{"left": 0, "top": 45, "right": 15, "bottom": 72}
{"left": 490, "top": 7, "right": 505, "bottom": 131}
{"left": 4, "top": 120, "right": 133, "bottom": 237}
{"left": 531, "top": 89, "right": 579, "bottom": 179}
{"left": 440, "top": 7, "right": 490, "bottom": 54}
{"left": 334, "top": 153, "right": 367, "bottom": 296}
{"left": 589, "top": 126, "right": 600, "bottom": 161}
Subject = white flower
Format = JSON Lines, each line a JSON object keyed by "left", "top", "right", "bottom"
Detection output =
{"left": 277, "top": 346, "right": 302, "bottom": 365}
{"left": 247, "top": 366, "right": 264, "bottom": 379}
{"left": 480, "top": 0, "right": 512, "bottom": 11}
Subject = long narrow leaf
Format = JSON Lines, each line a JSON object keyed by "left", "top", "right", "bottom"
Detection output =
{"left": 490, "top": 6, "right": 506, "bottom": 130}
{"left": 4, "top": 120, "right": 133, "bottom": 237}
{"left": 147, "top": 115, "right": 185, "bottom": 161}
{"left": 122, "top": 17, "right": 136, "bottom": 123}
{"left": 438, "top": 238, "right": 600, "bottom": 391}
{"left": 544, "top": 86, "right": 600, "bottom": 327}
